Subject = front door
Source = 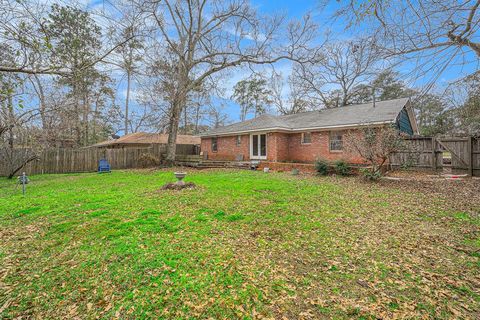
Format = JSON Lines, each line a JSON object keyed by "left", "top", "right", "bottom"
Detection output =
{"left": 250, "top": 134, "right": 267, "bottom": 160}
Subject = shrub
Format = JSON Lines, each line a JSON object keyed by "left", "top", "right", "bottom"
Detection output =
{"left": 360, "top": 167, "right": 382, "bottom": 181}
{"left": 334, "top": 160, "right": 350, "bottom": 176}
{"left": 138, "top": 153, "right": 160, "bottom": 168}
{"left": 344, "top": 126, "right": 405, "bottom": 180}
{"left": 314, "top": 159, "right": 329, "bottom": 175}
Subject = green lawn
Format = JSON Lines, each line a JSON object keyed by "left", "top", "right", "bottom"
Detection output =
{"left": 0, "top": 169, "right": 479, "bottom": 319}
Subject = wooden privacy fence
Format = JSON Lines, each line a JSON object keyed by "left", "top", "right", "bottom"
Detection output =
{"left": 0, "top": 144, "right": 199, "bottom": 176}
{"left": 390, "top": 136, "right": 480, "bottom": 176}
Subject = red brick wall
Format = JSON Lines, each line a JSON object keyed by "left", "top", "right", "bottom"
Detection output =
{"left": 201, "top": 134, "right": 250, "bottom": 160}
{"left": 257, "top": 161, "right": 363, "bottom": 174}
{"left": 200, "top": 130, "right": 365, "bottom": 164}
{"left": 258, "top": 161, "right": 317, "bottom": 173}
{"left": 287, "top": 131, "right": 364, "bottom": 164}
{"left": 267, "top": 132, "right": 290, "bottom": 162}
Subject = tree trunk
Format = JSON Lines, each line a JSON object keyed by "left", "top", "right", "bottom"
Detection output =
{"left": 125, "top": 69, "right": 131, "bottom": 135}
{"left": 7, "top": 154, "right": 38, "bottom": 179}
{"left": 83, "top": 95, "right": 89, "bottom": 146}
{"left": 165, "top": 95, "right": 185, "bottom": 165}
{"left": 32, "top": 76, "right": 47, "bottom": 127}
{"left": 32, "top": 75, "right": 48, "bottom": 145}
{"left": 183, "top": 105, "right": 188, "bottom": 134}
{"left": 92, "top": 100, "right": 99, "bottom": 142}
{"left": 194, "top": 105, "right": 200, "bottom": 134}
{"left": 72, "top": 65, "right": 82, "bottom": 147}
{"left": 73, "top": 81, "right": 82, "bottom": 146}
{"left": 341, "top": 90, "right": 348, "bottom": 107}
{"left": 241, "top": 106, "right": 247, "bottom": 122}
{"left": 7, "top": 93, "right": 14, "bottom": 149}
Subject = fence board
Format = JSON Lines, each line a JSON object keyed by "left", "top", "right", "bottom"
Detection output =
{"left": 1, "top": 144, "right": 198, "bottom": 176}
{"left": 390, "top": 136, "right": 479, "bottom": 176}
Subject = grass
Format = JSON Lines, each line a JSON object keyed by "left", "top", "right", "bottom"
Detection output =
{"left": 0, "top": 169, "right": 479, "bottom": 319}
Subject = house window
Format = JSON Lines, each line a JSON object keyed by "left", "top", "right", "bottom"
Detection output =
{"left": 211, "top": 137, "right": 218, "bottom": 152}
{"left": 236, "top": 135, "right": 241, "bottom": 146}
{"left": 329, "top": 131, "right": 343, "bottom": 151}
{"left": 301, "top": 132, "right": 312, "bottom": 144}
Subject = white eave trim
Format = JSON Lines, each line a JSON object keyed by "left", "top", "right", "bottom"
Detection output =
{"left": 200, "top": 120, "right": 395, "bottom": 137}
{"left": 406, "top": 102, "right": 420, "bottom": 134}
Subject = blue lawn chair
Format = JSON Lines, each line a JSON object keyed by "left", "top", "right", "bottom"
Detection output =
{"left": 98, "top": 158, "right": 111, "bottom": 173}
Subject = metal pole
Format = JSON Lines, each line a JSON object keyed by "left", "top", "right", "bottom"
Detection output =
{"left": 22, "top": 172, "right": 26, "bottom": 196}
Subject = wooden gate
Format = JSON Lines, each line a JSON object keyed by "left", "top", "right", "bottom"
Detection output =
{"left": 437, "top": 137, "right": 474, "bottom": 176}
{"left": 390, "top": 136, "right": 480, "bottom": 176}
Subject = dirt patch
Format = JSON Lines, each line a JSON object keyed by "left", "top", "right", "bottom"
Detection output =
{"left": 160, "top": 182, "right": 196, "bottom": 190}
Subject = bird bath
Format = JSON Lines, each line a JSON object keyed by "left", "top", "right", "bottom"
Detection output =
{"left": 174, "top": 172, "right": 187, "bottom": 185}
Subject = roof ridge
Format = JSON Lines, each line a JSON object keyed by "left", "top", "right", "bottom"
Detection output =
{"left": 200, "top": 97, "right": 410, "bottom": 137}
{"left": 275, "top": 97, "right": 410, "bottom": 119}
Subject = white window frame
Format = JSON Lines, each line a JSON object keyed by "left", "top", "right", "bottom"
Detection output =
{"left": 301, "top": 132, "right": 312, "bottom": 144}
{"left": 249, "top": 133, "right": 267, "bottom": 160}
{"left": 236, "top": 135, "right": 242, "bottom": 147}
{"left": 211, "top": 137, "right": 218, "bottom": 152}
{"left": 329, "top": 131, "right": 344, "bottom": 152}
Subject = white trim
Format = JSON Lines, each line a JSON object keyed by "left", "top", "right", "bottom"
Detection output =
{"left": 200, "top": 121, "right": 395, "bottom": 137}
{"left": 211, "top": 137, "right": 218, "bottom": 152}
{"left": 301, "top": 132, "right": 312, "bottom": 144}
{"left": 329, "top": 130, "right": 344, "bottom": 152}
{"left": 393, "top": 102, "right": 419, "bottom": 135}
{"left": 236, "top": 135, "right": 242, "bottom": 146}
{"left": 250, "top": 133, "right": 267, "bottom": 160}
{"left": 405, "top": 101, "right": 420, "bottom": 134}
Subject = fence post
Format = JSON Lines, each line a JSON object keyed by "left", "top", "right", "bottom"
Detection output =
{"left": 431, "top": 137, "right": 437, "bottom": 171}
{"left": 467, "top": 136, "right": 473, "bottom": 177}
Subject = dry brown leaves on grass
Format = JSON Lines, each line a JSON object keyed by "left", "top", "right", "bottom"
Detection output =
{"left": 1, "top": 170, "right": 478, "bottom": 319}
{"left": 160, "top": 182, "right": 197, "bottom": 190}
{"left": 215, "top": 175, "right": 479, "bottom": 319}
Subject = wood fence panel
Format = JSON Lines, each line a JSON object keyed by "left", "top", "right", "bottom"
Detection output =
{"left": 176, "top": 144, "right": 196, "bottom": 155}
{"left": 391, "top": 136, "right": 479, "bottom": 176}
{"left": 389, "top": 137, "right": 439, "bottom": 169}
{"left": 472, "top": 138, "right": 480, "bottom": 176}
{"left": 1, "top": 143, "right": 198, "bottom": 177}
{"left": 438, "top": 138, "right": 470, "bottom": 169}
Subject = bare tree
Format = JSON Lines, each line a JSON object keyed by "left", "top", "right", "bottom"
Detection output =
{"left": 296, "top": 39, "right": 380, "bottom": 108}
{"left": 0, "top": 84, "right": 41, "bottom": 179}
{"left": 0, "top": 140, "right": 39, "bottom": 179}
{"left": 207, "top": 103, "right": 229, "bottom": 129}
{"left": 180, "top": 88, "right": 212, "bottom": 134}
{"left": 141, "top": 0, "right": 317, "bottom": 164}
{"left": 232, "top": 76, "right": 273, "bottom": 120}
{"left": 110, "top": 4, "right": 146, "bottom": 136}
{"left": 344, "top": 126, "right": 406, "bottom": 180}
{"left": 119, "top": 26, "right": 142, "bottom": 136}
{"left": 444, "top": 72, "right": 480, "bottom": 135}
{"left": 270, "top": 67, "right": 313, "bottom": 115}
{"left": 338, "top": 0, "right": 480, "bottom": 82}
{"left": 135, "top": 60, "right": 175, "bottom": 134}
{"left": 0, "top": 0, "right": 134, "bottom": 76}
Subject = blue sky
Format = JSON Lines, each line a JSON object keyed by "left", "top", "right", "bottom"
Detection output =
{"left": 111, "top": 0, "right": 340, "bottom": 130}
{"left": 82, "top": 0, "right": 476, "bottom": 133}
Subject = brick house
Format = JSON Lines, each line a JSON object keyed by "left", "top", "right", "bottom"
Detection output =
{"left": 200, "top": 98, "right": 418, "bottom": 164}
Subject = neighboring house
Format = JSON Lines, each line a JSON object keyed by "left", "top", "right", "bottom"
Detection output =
{"left": 200, "top": 98, "right": 418, "bottom": 164}
{"left": 91, "top": 132, "right": 201, "bottom": 152}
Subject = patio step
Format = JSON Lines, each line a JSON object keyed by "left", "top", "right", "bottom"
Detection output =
{"left": 176, "top": 160, "right": 251, "bottom": 169}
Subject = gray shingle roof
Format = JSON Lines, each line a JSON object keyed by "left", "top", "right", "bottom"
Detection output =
{"left": 201, "top": 98, "right": 410, "bottom": 136}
